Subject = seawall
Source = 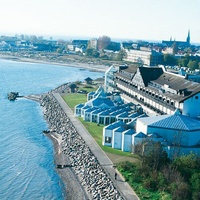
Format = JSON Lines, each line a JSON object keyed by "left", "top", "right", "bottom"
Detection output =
{"left": 39, "top": 85, "right": 125, "bottom": 199}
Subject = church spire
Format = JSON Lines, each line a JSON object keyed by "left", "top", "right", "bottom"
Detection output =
{"left": 186, "top": 30, "right": 190, "bottom": 45}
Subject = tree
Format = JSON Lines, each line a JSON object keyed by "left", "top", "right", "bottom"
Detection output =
{"left": 135, "top": 140, "right": 169, "bottom": 172}
{"left": 163, "top": 54, "right": 177, "bottom": 66}
{"left": 97, "top": 36, "right": 111, "bottom": 50}
{"left": 187, "top": 60, "right": 199, "bottom": 71}
{"left": 85, "top": 48, "right": 99, "bottom": 58}
{"left": 116, "top": 49, "right": 127, "bottom": 61}
{"left": 172, "top": 153, "right": 200, "bottom": 181}
{"left": 178, "top": 54, "right": 190, "bottom": 67}
{"left": 190, "top": 173, "right": 200, "bottom": 200}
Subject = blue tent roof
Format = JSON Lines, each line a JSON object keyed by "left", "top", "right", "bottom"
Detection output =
{"left": 99, "top": 110, "right": 111, "bottom": 116}
{"left": 139, "top": 112, "right": 200, "bottom": 131}
{"left": 148, "top": 132, "right": 163, "bottom": 138}
{"left": 88, "top": 91, "right": 95, "bottom": 95}
{"left": 117, "top": 112, "right": 129, "bottom": 118}
{"left": 105, "top": 124, "right": 115, "bottom": 130}
{"left": 76, "top": 103, "right": 84, "bottom": 108}
{"left": 91, "top": 108, "right": 104, "bottom": 114}
{"left": 114, "top": 126, "right": 126, "bottom": 132}
{"left": 85, "top": 107, "right": 96, "bottom": 113}
{"left": 82, "top": 105, "right": 90, "bottom": 109}
{"left": 150, "top": 114, "right": 200, "bottom": 131}
{"left": 123, "top": 129, "right": 135, "bottom": 135}
{"left": 134, "top": 132, "right": 147, "bottom": 138}
{"left": 85, "top": 96, "right": 114, "bottom": 108}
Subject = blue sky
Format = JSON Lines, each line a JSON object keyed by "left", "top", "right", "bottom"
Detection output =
{"left": 0, "top": 0, "right": 199, "bottom": 43}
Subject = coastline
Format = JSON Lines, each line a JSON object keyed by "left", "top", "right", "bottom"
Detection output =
{"left": 44, "top": 132, "right": 90, "bottom": 200}
{"left": 38, "top": 90, "right": 126, "bottom": 199}
{"left": 0, "top": 54, "right": 109, "bottom": 72}
{"left": 26, "top": 81, "right": 138, "bottom": 199}
{"left": 23, "top": 63, "right": 138, "bottom": 199}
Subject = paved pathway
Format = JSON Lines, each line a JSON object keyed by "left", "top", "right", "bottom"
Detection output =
{"left": 53, "top": 92, "right": 139, "bottom": 200}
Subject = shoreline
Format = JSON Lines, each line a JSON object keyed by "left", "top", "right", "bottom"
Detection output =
{"left": 39, "top": 90, "right": 125, "bottom": 199}
{"left": 24, "top": 69, "right": 138, "bottom": 199}
{"left": 44, "top": 132, "right": 90, "bottom": 200}
{"left": 26, "top": 81, "right": 138, "bottom": 199}
{"left": 0, "top": 54, "right": 109, "bottom": 72}
{"left": 26, "top": 91, "right": 92, "bottom": 199}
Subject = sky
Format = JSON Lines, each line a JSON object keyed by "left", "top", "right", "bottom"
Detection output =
{"left": 0, "top": 0, "right": 200, "bottom": 43}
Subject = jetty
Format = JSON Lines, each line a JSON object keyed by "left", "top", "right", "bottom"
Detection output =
{"left": 25, "top": 94, "right": 42, "bottom": 102}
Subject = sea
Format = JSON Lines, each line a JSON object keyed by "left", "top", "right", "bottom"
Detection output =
{"left": 0, "top": 59, "right": 104, "bottom": 200}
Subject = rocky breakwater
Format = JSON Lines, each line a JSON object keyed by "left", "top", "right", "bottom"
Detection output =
{"left": 41, "top": 92, "right": 124, "bottom": 200}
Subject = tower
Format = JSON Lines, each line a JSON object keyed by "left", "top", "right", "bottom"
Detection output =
{"left": 186, "top": 30, "right": 190, "bottom": 45}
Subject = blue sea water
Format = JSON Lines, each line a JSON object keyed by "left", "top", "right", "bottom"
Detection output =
{"left": 0, "top": 59, "right": 104, "bottom": 200}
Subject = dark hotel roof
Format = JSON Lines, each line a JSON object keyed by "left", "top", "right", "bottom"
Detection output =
{"left": 152, "top": 72, "right": 200, "bottom": 102}
{"left": 116, "top": 66, "right": 200, "bottom": 103}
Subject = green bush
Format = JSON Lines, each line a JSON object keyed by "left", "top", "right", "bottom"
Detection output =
{"left": 169, "top": 181, "right": 189, "bottom": 200}
{"left": 190, "top": 173, "right": 200, "bottom": 200}
{"left": 143, "top": 176, "right": 158, "bottom": 191}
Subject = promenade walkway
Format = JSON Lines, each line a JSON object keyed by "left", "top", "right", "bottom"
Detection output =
{"left": 53, "top": 92, "right": 139, "bottom": 200}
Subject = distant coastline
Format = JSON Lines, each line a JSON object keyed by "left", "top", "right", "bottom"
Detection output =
{"left": 0, "top": 53, "right": 109, "bottom": 72}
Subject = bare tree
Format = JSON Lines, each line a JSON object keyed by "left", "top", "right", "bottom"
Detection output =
{"left": 97, "top": 36, "right": 111, "bottom": 50}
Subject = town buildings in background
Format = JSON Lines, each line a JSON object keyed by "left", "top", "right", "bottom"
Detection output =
{"left": 0, "top": 31, "right": 200, "bottom": 68}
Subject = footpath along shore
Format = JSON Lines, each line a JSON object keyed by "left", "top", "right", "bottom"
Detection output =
{"left": 27, "top": 83, "right": 139, "bottom": 200}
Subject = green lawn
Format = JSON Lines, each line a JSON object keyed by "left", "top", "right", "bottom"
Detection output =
{"left": 62, "top": 93, "right": 87, "bottom": 109}
{"left": 62, "top": 84, "right": 98, "bottom": 109}
{"left": 78, "top": 117, "right": 135, "bottom": 157}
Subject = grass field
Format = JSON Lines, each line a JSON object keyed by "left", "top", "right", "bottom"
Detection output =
{"left": 62, "top": 93, "right": 87, "bottom": 109}
{"left": 62, "top": 83, "right": 98, "bottom": 109}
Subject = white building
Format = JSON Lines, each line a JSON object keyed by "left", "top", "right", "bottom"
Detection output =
{"left": 112, "top": 126, "right": 127, "bottom": 149}
{"left": 102, "top": 110, "right": 200, "bottom": 156}
{"left": 114, "top": 65, "right": 200, "bottom": 117}
{"left": 136, "top": 110, "right": 200, "bottom": 147}
{"left": 122, "top": 129, "right": 135, "bottom": 152}
{"left": 124, "top": 49, "right": 163, "bottom": 66}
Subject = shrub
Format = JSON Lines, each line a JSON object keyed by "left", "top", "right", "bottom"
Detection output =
{"left": 157, "top": 172, "right": 168, "bottom": 191}
{"left": 169, "top": 181, "right": 189, "bottom": 200}
{"left": 143, "top": 176, "right": 158, "bottom": 191}
{"left": 117, "top": 161, "right": 136, "bottom": 172}
{"left": 190, "top": 173, "right": 200, "bottom": 200}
